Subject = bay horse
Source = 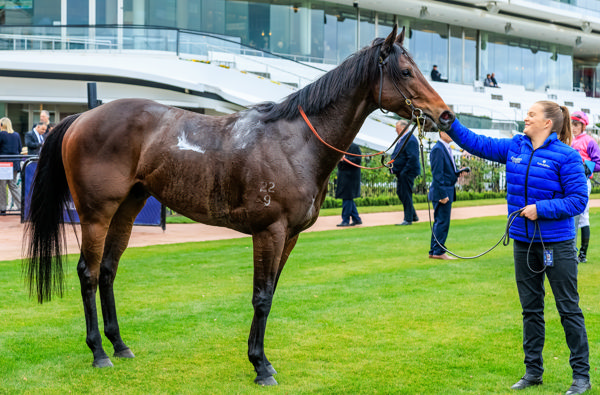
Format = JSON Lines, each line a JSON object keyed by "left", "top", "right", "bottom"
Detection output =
{"left": 24, "top": 26, "right": 455, "bottom": 385}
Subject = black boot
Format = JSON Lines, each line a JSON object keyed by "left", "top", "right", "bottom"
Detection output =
{"left": 578, "top": 226, "right": 590, "bottom": 263}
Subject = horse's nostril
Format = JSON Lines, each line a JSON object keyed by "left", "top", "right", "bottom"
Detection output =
{"left": 438, "top": 111, "right": 455, "bottom": 131}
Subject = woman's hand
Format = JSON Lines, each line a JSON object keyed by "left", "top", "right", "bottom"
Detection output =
{"left": 439, "top": 197, "right": 449, "bottom": 204}
{"left": 520, "top": 204, "right": 538, "bottom": 220}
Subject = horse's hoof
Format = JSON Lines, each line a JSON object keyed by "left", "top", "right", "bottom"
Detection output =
{"left": 114, "top": 348, "right": 135, "bottom": 358}
{"left": 266, "top": 364, "right": 277, "bottom": 376}
{"left": 254, "top": 375, "right": 278, "bottom": 386}
{"left": 92, "top": 357, "right": 113, "bottom": 368}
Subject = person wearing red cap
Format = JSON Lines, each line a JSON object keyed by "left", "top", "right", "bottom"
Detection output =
{"left": 571, "top": 110, "right": 600, "bottom": 263}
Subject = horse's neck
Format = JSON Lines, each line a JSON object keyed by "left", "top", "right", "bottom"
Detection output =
{"left": 306, "top": 95, "right": 375, "bottom": 179}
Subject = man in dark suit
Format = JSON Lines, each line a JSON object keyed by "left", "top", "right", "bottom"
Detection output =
{"left": 428, "top": 131, "right": 468, "bottom": 259}
{"left": 392, "top": 119, "right": 420, "bottom": 225}
{"left": 335, "top": 142, "right": 362, "bottom": 227}
{"left": 25, "top": 122, "right": 47, "bottom": 155}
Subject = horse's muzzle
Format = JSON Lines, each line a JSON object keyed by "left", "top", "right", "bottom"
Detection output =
{"left": 438, "top": 110, "right": 455, "bottom": 131}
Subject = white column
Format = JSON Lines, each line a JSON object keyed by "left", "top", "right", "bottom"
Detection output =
{"left": 461, "top": 28, "right": 465, "bottom": 84}
{"left": 61, "top": 0, "right": 67, "bottom": 44}
{"left": 117, "top": 0, "right": 124, "bottom": 50}
{"left": 355, "top": 7, "right": 360, "bottom": 52}
{"left": 446, "top": 24, "right": 451, "bottom": 84}
{"left": 89, "top": 0, "right": 96, "bottom": 49}
{"left": 133, "top": 0, "right": 145, "bottom": 49}
{"left": 299, "top": 0, "right": 311, "bottom": 57}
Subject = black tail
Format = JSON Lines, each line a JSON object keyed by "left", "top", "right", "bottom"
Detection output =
{"left": 23, "top": 113, "right": 81, "bottom": 303}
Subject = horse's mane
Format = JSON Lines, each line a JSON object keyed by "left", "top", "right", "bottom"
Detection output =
{"left": 255, "top": 38, "right": 408, "bottom": 122}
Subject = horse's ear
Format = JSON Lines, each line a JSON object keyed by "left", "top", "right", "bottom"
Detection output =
{"left": 381, "top": 24, "right": 398, "bottom": 58}
{"left": 395, "top": 26, "right": 405, "bottom": 46}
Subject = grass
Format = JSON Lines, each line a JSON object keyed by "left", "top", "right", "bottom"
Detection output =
{"left": 2, "top": 209, "right": 600, "bottom": 394}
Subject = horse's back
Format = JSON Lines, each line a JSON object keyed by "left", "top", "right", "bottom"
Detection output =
{"left": 61, "top": 98, "right": 322, "bottom": 234}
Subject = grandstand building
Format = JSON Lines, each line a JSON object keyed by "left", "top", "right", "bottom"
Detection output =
{"left": 0, "top": 0, "right": 599, "bottom": 148}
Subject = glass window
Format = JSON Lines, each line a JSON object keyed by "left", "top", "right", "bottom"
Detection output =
{"left": 147, "top": 0, "right": 176, "bottom": 28}
{"left": 288, "top": 3, "right": 312, "bottom": 57}
{"left": 180, "top": 0, "right": 202, "bottom": 30}
{"left": 1, "top": 0, "right": 33, "bottom": 25}
{"left": 96, "top": 0, "right": 118, "bottom": 24}
{"left": 359, "top": 9, "right": 375, "bottom": 49}
{"left": 522, "top": 47, "right": 535, "bottom": 91}
{"left": 32, "top": 0, "right": 60, "bottom": 25}
{"left": 225, "top": 0, "right": 248, "bottom": 45}
{"left": 201, "top": 0, "right": 225, "bottom": 35}
{"left": 410, "top": 20, "right": 449, "bottom": 81}
{"left": 322, "top": 12, "right": 338, "bottom": 63}
{"left": 67, "top": 0, "right": 88, "bottom": 25}
{"left": 507, "top": 45, "right": 522, "bottom": 85}
{"left": 463, "top": 28, "right": 477, "bottom": 84}
{"left": 248, "top": 2, "right": 269, "bottom": 50}
{"left": 310, "top": 8, "right": 325, "bottom": 61}
{"left": 449, "top": 26, "right": 462, "bottom": 84}
{"left": 270, "top": 4, "right": 290, "bottom": 54}
{"left": 335, "top": 7, "right": 357, "bottom": 63}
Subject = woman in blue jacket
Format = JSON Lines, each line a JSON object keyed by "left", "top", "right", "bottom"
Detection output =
{"left": 447, "top": 101, "right": 590, "bottom": 394}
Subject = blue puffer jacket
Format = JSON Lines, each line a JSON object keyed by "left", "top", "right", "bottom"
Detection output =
{"left": 448, "top": 119, "right": 588, "bottom": 243}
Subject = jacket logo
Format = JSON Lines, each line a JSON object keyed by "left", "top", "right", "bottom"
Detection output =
{"left": 510, "top": 156, "right": 522, "bottom": 164}
{"left": 537, "top": 160, "right": 550, "bottom": 168}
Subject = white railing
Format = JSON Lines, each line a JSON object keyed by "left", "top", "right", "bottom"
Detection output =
{"left": 0, "top": 33, "right": 116, "bottom": 51}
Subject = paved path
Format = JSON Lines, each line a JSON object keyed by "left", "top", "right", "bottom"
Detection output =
{"left": 3, "top": 201, "right": 599, "bottom": 262}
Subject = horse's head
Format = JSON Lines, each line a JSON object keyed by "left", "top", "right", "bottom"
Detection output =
{"left": 373, "top": 25, "right": 455, "bottom": 132}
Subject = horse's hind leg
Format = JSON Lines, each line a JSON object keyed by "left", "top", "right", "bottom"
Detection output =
{"left": 77, "top": 219, "right": 115, "bottom": 368}
{"left": 99, "top": 195, "right": 147, "bottom": 359}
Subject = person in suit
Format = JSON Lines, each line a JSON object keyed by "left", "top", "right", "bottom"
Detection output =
{"left": 25, "top": 122, "right": 47, "bottom": 155}
{"left": 428, "top": 131, "right": 469, "bottom": 259}
{"left": 335, "top": 142, "right": 362, "bottom": 227}
{"left": 392, "top": 119, "right": 420, "bottom": 225}
{"left": 39, "top": 110, "right": 51, "bottom": 126}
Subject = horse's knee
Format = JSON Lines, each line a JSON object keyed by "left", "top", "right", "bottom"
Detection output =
{"left": 252, "top": 290, "right": 273, "bottom": 314}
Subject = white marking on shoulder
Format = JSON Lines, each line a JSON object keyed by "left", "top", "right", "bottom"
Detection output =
{"left": 176, "top": 133, "right": 205, "bottom": 153}
{"left": 232, "top": 113, "right": 262, "bottom": 150}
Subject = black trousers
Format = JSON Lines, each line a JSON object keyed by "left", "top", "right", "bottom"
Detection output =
{"left": 513, "top": 239, "right": 589, "bottom": 380}
{"left": 396, "top": 174, "right": 417, "bottom": 222}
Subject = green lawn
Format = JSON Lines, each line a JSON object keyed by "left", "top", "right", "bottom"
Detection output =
{"left": 2, "top": 209, "right": 600, "bottom": 394}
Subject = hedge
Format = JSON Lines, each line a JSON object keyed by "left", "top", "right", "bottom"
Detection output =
{"left": 322, "top": 191, "right": 507, "bottom": 209}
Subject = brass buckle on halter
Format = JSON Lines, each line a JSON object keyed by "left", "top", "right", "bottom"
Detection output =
{"left": 412, "top": 108, "right": 426, "bottom": 139}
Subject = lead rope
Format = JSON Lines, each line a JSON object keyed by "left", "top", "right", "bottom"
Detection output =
{"left": 416, "top": 125, "right": 535, "bottom": 260}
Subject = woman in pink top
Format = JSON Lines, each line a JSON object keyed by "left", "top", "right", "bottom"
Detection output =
{"left": 571, "top": 111, "right": 600, "bottom": 263}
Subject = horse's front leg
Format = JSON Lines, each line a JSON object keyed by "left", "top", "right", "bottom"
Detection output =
{"left": 248, "top": 223, "right": 291, "bottom": 386}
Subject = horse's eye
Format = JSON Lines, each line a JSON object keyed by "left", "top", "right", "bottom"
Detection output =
{"left": 401, "top": 69, "right": 412, "bottom": 78}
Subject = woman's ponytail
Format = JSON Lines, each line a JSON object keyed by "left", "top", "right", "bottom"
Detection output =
{"left": 537, "top": 101, "right": 572, "bottom": 146}
{"left": 558, "top": 105, "right": 572, "bottom": 146}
